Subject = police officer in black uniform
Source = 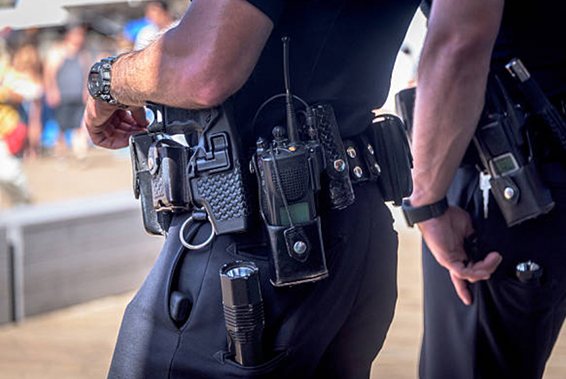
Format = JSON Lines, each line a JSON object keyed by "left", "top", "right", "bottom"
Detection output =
{"left": 405, "top": 0, "right": 566, "bottom": 378}
{"left": 83, "top": 0, "right": 420, "bottom": 377}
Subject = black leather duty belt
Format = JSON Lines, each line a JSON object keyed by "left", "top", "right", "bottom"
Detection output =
{"left": 342, "top": 136, "right": 382, "bottom": 184}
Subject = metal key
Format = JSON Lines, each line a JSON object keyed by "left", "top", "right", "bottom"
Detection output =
{"left": 479, "top": 171, "right": 492, "bottom": 219}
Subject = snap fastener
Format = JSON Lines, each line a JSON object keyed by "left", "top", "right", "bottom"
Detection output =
{"left": 334, "top": 159, "right": 346, "bottom": 172}
{"left": 367, "top": 144, "right": 375, "bottom": 155}
{"left": 294, "top": 241, "right": 307, "bottom": 255}
{"left": 504, "top": 187, "right": 515, "bottom": 200}
{"left": 374, "top": 162, "right": 381, "bottom": 175}
{"left": 347, "top": 147, "right": 357, "bottom": 159}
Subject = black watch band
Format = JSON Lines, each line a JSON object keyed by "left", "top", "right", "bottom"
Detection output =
{"left": 401, "top": 197, "right": 449, "bottom": 227}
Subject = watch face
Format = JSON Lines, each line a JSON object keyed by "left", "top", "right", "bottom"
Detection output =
{"left": 87, "top": 58, "right": 121, "bottom": 105}
{"left": 87, "top": 69, "right": 102, "bottom": 98}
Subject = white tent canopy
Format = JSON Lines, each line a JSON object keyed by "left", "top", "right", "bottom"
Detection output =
{"left": 0, "top": 2, "right": 68, "bottom": 30}
{"left": 0, "top": 0, "right": 150, "bottom": 30}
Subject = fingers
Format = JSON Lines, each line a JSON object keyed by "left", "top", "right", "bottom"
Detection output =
{"left": 130, "top": 107, "right": 149, "bottom": 128}
{"left": 450, "top": 272, "right": 472, "bottom": 306}
{"left": 85, "top": 100, "right": 148, "bottom": 149}
{"left": 418, "top": 206, "right": 502, "bottom": 306}
{"left": 85, "top": 98, "right": 119, "bottom": 128}
{"left": 468, "top": 252, "right": 502, "bottom": 278}
{"left": 443, "top": 248, "right": 501, "bottom": 307}
{"left": 91, "top": 131, "right": 130, "bottom": 149}
{"left": 84, "top": 99, "right": 116, "bottom": 142}
{"left": 120, "top": 112, "right": 148, "bottom": 132}
{"left": 451, "top": 251, "right": 502, "bottom": 283}
{"left": 447, "top": 251, "right": 502, "bottom": 306}
{"left": 96, "top": 121, "right": 145, "bottom": 149}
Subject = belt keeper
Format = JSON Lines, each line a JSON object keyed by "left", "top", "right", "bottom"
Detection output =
{"left": 343, "top": 137, "right": 380, "bottom": 184}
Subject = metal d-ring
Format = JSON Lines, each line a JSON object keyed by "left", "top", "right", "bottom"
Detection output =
{"left": 179, "top": 212, "right": 216, "bottom": 250}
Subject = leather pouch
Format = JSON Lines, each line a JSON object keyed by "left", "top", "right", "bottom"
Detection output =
{"left": 489, "top": 161, "right": 554, "bottom": 227}
{"left": 311, "top": 103, "right": 355, "bottom": 209}
{"left": 265, "top": 217, "right": 328, "bottom": 287}
{"left": 365, "top": 114, "right": 413, "bottom": 205}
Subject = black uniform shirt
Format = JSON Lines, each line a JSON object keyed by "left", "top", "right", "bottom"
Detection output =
{"left": 422, "top": 0, "right": 566, "bottom": 98}
{"left": 233, "top": 0, "right": 420, "bottom": 147}
{"left": 492, "top": 1, "right": 566, "bottom": 98}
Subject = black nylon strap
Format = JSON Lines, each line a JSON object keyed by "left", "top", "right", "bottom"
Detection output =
{"left": 401, "top": 197, "right": 449, "bottom": 227}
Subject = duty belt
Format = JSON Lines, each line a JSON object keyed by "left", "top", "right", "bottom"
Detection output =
{"left": 342, "top": 136, "right": 382, "bottom": 184}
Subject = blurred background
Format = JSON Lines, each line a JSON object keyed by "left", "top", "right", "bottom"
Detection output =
{"left": 0, "top": 1, "right": 564, "bottom": 378}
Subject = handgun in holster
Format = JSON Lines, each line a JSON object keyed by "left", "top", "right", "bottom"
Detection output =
{"left": 473, "top": 73, "right": 554, "bottom": 227}
{"left": 130, "top": 100, "right": 252, "bottom": 238}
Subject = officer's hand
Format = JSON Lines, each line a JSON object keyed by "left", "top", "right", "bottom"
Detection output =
{"left": 417, "top": 205, "right": 502, "bottom": 305}
{"left": 84, "top": 97, "right": 148, "bottom": 149}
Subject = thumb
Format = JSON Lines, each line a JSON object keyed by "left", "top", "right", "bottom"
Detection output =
{"left": 130, "top": 107, "right": 149, "bottom": 128}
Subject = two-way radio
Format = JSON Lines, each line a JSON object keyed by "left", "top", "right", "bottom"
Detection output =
{"left": 252, "top": 37, "right": 328, "bottom": 287}
{"left": 473, "top": 67, "right": 554, "bottom": 227}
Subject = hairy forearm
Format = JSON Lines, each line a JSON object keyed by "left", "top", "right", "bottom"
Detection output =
{"left": 112, "top": 30, "right": 206, "bottom": 108}
{"left": 109, "top": 0, "right": 272, "bottom": 109}
{"left": 410, "top": 42, "right": 491, "bottom": 205}
{"left": 410, "top": 0, "right": 504, "bottom": 207}
{"left": 110, "top": 40, "right": 162, "bottom": 108}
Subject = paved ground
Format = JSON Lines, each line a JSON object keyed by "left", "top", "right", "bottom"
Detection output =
{"left": 0, "top": 149, "right": 565, "bottom": 378}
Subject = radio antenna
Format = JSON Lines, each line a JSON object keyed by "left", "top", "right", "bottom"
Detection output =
{"left": 282, "top": 36, "right": 299, "bottom": 143}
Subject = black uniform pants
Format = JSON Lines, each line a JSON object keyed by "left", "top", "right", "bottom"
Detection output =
{"left": 108, "top": 182, "right": 398, "bottom": 379}
{"left": 420, "top": 163, "right": 566, "bottom": 379}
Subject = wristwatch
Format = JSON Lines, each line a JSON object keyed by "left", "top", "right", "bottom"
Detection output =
{"left": 401, "top": 197, "right": 449, "bottom": 227}
{"left": 87, "top": 56, "right": 126, "bottom": 107}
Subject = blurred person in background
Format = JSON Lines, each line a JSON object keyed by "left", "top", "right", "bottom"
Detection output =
{"left": 116, "top": 33, "right": 134, "bottom": 55}
{"left": 11, "top": 42, "right": 44, "bottom": 159}
{"left": 44, "top": 23, "right": 90, "bottom": 160}
{"left": 405, "top": 0, "right": 566, "bottom": 378}
{"left": 133, "top": 1, "right": 174, "bottom": 51}
{"left": 0, "top": 39, "right": 32, "bottom": 205}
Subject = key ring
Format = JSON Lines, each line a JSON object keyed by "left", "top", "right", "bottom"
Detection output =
{"left": 179, "top": 210, "right": 216, "bottom": 250}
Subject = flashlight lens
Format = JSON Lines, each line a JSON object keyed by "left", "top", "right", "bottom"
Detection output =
{"left": 226, "top": 266, "right": 254, "bottom": 279}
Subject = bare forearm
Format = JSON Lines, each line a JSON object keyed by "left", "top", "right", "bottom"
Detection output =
{"left": 110, "top": 0, "right": 272, "bottom": 109}
{"left": 112, "top": 26, "right": 221, "bottom": 108}
{"left": 411, "top": 44, "right": 490, "bottom": 205}
{"left": 110, "top": 41, "right": 163, "bottom": 108}
{"left": 410, "top": 0, "right": 504, "bottom": 206}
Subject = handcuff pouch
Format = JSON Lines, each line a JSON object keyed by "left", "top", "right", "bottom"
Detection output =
{"left": 365, "top": 114, "right": 413, "bottom": 206}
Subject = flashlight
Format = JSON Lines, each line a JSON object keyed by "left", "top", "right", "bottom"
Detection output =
{"left": 220, "top": 261, "right": 265, "bottom": 366}
{"left": 515, "top": 260, "right": 543, "bottom": 285}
